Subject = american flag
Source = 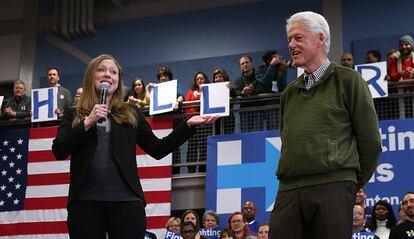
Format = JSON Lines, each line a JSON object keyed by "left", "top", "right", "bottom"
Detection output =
{"left": 0, "top": 118, "right": 173, "bottom": 239}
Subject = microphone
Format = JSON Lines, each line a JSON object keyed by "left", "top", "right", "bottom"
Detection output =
{"left": 98, "top": 82, "right": 110, "bottom": 123}
{"left": 99, "top": 82, "right": 110, "bottom": 105}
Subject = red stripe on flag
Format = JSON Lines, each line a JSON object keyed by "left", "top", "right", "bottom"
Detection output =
{"left": 28, "top": 172, "right": 70, "bottom": 186}
{"left": 28, "top": 150, "right": 60, "bottom": 162}
{"left": 0, "top": 221, "right": 68, "bottom": 236}
{"left": 147, "top": 216, "right": 170, "bottom": 229}
{"left": 146, "top": 118, "right": 174, "bottom": 130}
{"left": 138, "top": 166, "right": 171, "bottom": 179}
{"left": 24, "top": 197, "right": 68, "bottom": 210}
{"left": 29, "top": 126, "right": 58, "bottom": 139}
{"left": 136, "top": 145, "right": 145, "bottom": 155}
{"left": 144, "top": 191, "right": 170, "bottom": 204}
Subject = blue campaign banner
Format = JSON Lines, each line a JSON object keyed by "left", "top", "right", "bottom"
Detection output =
{"left": 164, "top": 231, "right": 182, "bottom": 239}
{"left": 365, "top": 118, "right": 414, "bottom": 213}
{"left": 352, "top": 231, "right": 378, "bottom": 239}
{"left": 205, "top": 118, "right": 414, "bottom": 228}
{"left": 206, "top": 130, "right": 281, "bottom": 228}
{"left": 199, "top": 227, "right": 221, "bottom": 239}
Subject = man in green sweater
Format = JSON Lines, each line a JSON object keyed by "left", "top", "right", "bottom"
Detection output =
{"left": 268, "top": 11, "right": 382, "bottom": 239}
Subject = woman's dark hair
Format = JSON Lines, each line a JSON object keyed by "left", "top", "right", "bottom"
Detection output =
{"left": 213, "top": 68, "right": 230, "bottom": 82}
{"left": 129, "top": 77, "right": 146, "bottom": 100}
{"left": 181, "top": 221, "right": 198, "bottom": 235}
{"left": 220, "top": 228, "right": 236, "bottom": 239}
{"left": 190, "top": 72, "right": 209, "bottom": 91}
{"left": 156, "top": 66, "right": 173, "bottom": 81}
{"left": 227, "top": 211, "right": 250, "bottom": 238}
{"left": 368, "top": 200, "right": 397, "bottom": 232}
{"left": 366, "top": 50, "right": 382, "bottom": 62}
{"left": 181, "top": 209, "right": 201, "bottom": 228}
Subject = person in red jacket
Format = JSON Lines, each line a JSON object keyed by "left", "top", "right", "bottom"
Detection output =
{"left": 184, "top": 72, "right": 210, "bottom": 114}
{"left": 387, "top": 35, "right": 414, "bottom": 92}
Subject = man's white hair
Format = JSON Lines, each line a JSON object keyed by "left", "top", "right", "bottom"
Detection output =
{"left": 286, "top": 11, "right": 331, "bottom": 54}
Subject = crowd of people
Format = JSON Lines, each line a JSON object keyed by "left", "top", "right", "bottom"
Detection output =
{"left": 158, "top": 191, "right": 414, "bottom": 239}
{"left": 0, "top": 46, "right": 292, "bottom": 121}
{"left": 339, "top": 34, "right": 414, "bottom": 95}
{"left": 2, "top": 33, "right": 414, "bottom": 122}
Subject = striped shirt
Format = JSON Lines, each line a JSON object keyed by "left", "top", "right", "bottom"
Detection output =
{"left": 304, "top": 59, "right": 331, "bottom": 89}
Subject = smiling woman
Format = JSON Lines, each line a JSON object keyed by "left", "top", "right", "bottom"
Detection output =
{"left": 52, "top": 54, "right": 219, "bottom": 239}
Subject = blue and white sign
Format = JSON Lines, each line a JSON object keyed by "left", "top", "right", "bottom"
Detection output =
{"left": 31, "top": 87, "right": 58, "bottom": 122}
{"left": 201, "top": 82, "right": 229, "bottom": 117}
{"left": 352, "top": 231, "right": 378, "bottom": 239}
{"left": 199, "top": 227, "right": 221, "bottom": 239}
{"left": 355, "top": 61, "right": 388, "bottom": 98}
{"left": 206, "top": 131, "right": 281, "bottom": 228}
{"left": 150, "top": 80, "right": 177, "bottom": 115}
{"left": 365, "top": 118, "right": 414, "bottom": 213}
{"left": 206, "top": 118, "right": 414, "bottom": 227}
{"left": 164, "top": 231, "right": 182, "bottom": 239}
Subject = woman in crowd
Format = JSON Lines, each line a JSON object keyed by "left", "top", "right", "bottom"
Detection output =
{"left": 367, "top": 200, "right": 397, "bottom": 239}
{"left": 220, "top": 229, "right": 236, "bottom": 239}
{"left": 202, "top": 210, "right": 219, "bottom": 228}
{"left": 127, "top": 77, "right": 149, "bottom": 108}
{"left": 146, "top": 66, "right": 184, "bottom": 109}
{"left": 165, "top": 216, "right": 181, "bottom": 233}
{"left": 227, "top": 212, "right": 256, "bottom": 239}
{"left": 181, "top": 210, "right": 206, "bottom": 239}
{"left": 257, "top": 223, "right": 269, "bottom": 239}
{"left": 184, "top": 71, "right": 209, "bottom": 114}
{"left": 52, "top": 54, "right": 218, "bottom": 239}
{"left": 184, "top": 72, "right": 211, "bottom": 173}
{"left": 212, "top": 68, "right": 236, "bottom": 97}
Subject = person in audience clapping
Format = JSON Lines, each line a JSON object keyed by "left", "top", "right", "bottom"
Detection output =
{"left": 127, "top": 78, "right": 150, "bottom": 108}
{"left": 1, "top": 80, "right": 31, "bottom": 120}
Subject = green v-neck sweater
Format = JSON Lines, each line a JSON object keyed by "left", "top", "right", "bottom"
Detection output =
{"left": 276, "top": 63, "right": 382, "bottom": 191}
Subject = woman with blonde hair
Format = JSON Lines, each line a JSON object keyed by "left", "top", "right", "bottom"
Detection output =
{"left": 166, "top": 216, "right": 181, "bottom": 233}
{"left": 52, "top": 54, "right": 218, "bottom": 239}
